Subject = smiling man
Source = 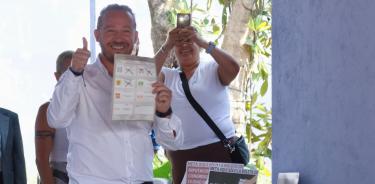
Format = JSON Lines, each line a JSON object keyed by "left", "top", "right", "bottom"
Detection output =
{"left": 47, "top": 4, "right": 183, "bottom": 184}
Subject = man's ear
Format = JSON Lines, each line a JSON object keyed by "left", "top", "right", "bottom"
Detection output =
{"left": 135, "top": 31, "right": 138, "bottom": 42}
{"left": 132, "top": 31, "right": 139, "bottom": 56}
{"left": 94, "top": 29, "right": 100, "bottom": 41}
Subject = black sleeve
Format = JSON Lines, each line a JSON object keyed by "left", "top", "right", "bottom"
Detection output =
{"left": 12, "top": 114, "right": 27, "bottom": 184}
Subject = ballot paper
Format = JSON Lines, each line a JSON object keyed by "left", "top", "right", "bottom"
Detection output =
{"left": 182, "top": 161, "right": 245, "bottom": 184}
{"left": 112, "top": 54, "right": 156, "bottom": 121}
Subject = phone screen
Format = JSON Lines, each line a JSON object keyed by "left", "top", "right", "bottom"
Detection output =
{"left": 177, "top": 13, "right": 191, "bottom": 28}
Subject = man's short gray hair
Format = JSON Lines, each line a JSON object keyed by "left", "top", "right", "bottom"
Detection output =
{"left": 97, "top": 4, "right": 136, "bottom": 30}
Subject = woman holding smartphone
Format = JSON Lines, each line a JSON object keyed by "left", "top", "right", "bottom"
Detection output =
{"left": 154, "top": 26, "right": 240, "bottom": 184}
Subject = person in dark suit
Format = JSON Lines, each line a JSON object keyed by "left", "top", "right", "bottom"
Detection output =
{"left": 0, "top": 108, "right": 27, "bottom": 184}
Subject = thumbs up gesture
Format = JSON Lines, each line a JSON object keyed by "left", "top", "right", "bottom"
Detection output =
{"left": 71, "top": 37, "right": 91, "bottom": 73}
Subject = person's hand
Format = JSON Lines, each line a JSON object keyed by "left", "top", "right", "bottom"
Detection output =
{"left": 71, "top": 37, "right": 91, "bottom": 73}
{"left": 177, "top": 26, "right": 207, "bottom": 48}
{"left": 162, "top": 28, "right": 181, "bottom": 52}
{"left": 152, "top": 81, "right": 172, "bottom": 114}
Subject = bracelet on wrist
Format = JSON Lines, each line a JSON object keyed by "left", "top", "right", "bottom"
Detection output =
{"left": 155, "top": 107, "right": 172, "bottom": 118}
{"left": 69, "top": 67, "right": 84, "bottom": 76}
{"left": 205, "top": 41, "right": 216, "bottom": 54}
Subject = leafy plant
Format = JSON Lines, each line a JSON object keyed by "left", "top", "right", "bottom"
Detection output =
{"left": 243, "top": 0, "right": 272, "bottom": 182}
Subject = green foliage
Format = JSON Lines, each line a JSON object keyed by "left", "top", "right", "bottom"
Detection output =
{"left": 207, "top": 0, "right": 272, "bottom": 182}
{"left": 207, "top": 0, "right": 213, "bottom": 10}
{"left": 153, "top": 161, "right": 172, "bottom": 179}
{"left": 243, "top": 1, "right": 272, "bottom": 183}
{"left": 153, "top": 153, "right": 172, "bottom": 179}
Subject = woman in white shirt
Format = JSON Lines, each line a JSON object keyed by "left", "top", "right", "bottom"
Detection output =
{"left": 154, "top": 26, "right": 240, "bottom": 184}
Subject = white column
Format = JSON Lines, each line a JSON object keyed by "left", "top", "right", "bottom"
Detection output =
{"left": 89, "top": 0, "right": 96, "bottom": 63}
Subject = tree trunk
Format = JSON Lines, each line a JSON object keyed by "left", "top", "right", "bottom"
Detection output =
{"left": 148, "top": 0, "right": 178, "bottom": 67}
{"left": 221, "top": 0, "right": 252, "bottom": 133}
{"left": 147, "top": 0, "right": 173, "bottom": 54}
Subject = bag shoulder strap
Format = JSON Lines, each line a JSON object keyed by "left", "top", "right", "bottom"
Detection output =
{"left": 179, "top": 72, "right": 230, "bottom": 145}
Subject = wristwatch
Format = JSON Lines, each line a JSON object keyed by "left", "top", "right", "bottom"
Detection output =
{"left": 205, "top": 41, "right": 216, "bottom": 54}
{"left": 155, "top": 107, "right": 172, "bottom": 118}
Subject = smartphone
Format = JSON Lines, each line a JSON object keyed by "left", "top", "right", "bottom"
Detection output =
{"left": 176, "top": 13, "right": 191, "bottom": 28}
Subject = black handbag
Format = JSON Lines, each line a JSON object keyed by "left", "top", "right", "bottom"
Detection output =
{"left": 179, "top": 72, "right": 249, "bottom": 165}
